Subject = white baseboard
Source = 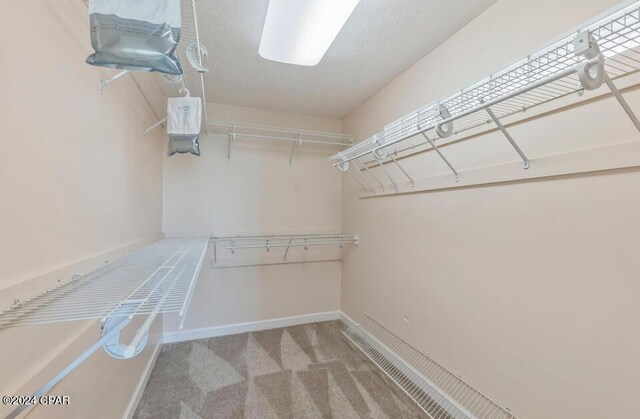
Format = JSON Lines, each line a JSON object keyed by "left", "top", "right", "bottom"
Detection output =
{"left": 123, "top": 343, "right": 162, "bottom": 419}
{"left": 162, "top": 311, "right": 341, "bottom": 344}
{"left": 339, "top": 311, "right": 357, "bottom": 327}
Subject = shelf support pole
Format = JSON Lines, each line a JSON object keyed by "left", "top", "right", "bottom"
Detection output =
{"left": 283, "top": 238, "right": 293, "bottom": 261}
{"left": 421, "top": 132, "right": 459, "bottom": 181}
{"left": 228, "top": 127, "right": 235, "bottom": 161}
{"left": 6, "top": 319, "right": 130, "bottom": 419}
{"left": 339, "top": 161, "right": 373, "bottom": 194}
{"left": 144, "top": 117, "right": 167, "bottom": 136}
{"left": 100, "top": 70, "right": 130, "bottom": 93}
{"left": 388, "top": 152, "right": 415, "bottom": 188}
{"left": 484, "top": 104, "right": 530, "bottom": 169}
{"left": 355, "top": 158, "right": 385, "bottom": 191}
{"left": 345, "top": 167, "right": 369, "bottom": 193}
{"left": 377, "top": 160, "right": 399, "bottom": 192}
{"left": 352, "top": 161, "right": 376, "bottom": 193}
{"left": 289, "top": 134, "right": 301, "bottom": 166}
{"left": 603, "top": 73, "right": 640, "bottom": 134}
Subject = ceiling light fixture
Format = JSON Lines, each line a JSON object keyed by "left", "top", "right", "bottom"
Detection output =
{"left": 259, "top": 0, "right": 360, "bottom": 66}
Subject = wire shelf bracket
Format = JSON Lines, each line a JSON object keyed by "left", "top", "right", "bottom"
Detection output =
{"left": 289, "top": 133, "right": 303, "bottom": 166}
{"left": 144, "top": 116, "right": 168, "bottom": 136}
{"left": 228, "top": 126, "right": 235, "bottom": 161}
{"left": 100, "top": 70, "right": 131, "bottom": 94}
{"left": 330, "top": 1, "right": 640, "bottom": 194}
{"left": 483, "top": 102, "right": 530, "bottom": 169}
{"left": 421, "top": 133, "right": 459, "bottom": 181}
{"left": 604, "top": 73, "right": 640, "bottom": 132}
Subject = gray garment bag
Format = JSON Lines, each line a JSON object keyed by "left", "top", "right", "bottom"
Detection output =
{"left": 86, "top": 1, "right": 183, "bottom": 75}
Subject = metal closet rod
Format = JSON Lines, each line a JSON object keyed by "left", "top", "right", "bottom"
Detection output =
{"left": 210, "top": 233, "right": 359, "bottom": 263}
{"left": 211, "top": 233, "right": 356, "bottom": 241}
{"left": 208, "top": 120, "right": 354, "bottom": 141}
{"left": 226, "top": 240, "right": 356, "bottom": 251}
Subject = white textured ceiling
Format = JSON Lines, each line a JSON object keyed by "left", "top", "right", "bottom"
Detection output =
{"left": 193, "top": 0, "right": 497, "bottom": 118}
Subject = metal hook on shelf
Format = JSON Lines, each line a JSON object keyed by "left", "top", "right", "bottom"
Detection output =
{"left": 435, "top": 105, "right": 454, "bottom": 138}
{"left": 186, "top": 43, "right": 209, "bottom": 73}
{"left": 574, "top": 31, "right": 605, "bottom": 91}
{"left": 575, "top": 31, "right": 640, "bottom": 134}
{"left": 574, "top": 32, "right": 605, "bottom": 91}
{"left": 102, "top": 307, "right": 147, "bottom": 360}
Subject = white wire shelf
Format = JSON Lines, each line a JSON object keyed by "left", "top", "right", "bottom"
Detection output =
{"left": 208, "top": 120, "right": 354, "bottom": 162}
{"left": 211, "top": 233, "right": 358, "bottom": 264}
{"left": 343, "top": 314, "right": 517, "bottom": 419}
{"left": 0, "top": 238, "right": 208, "bottom": 329}
{"left": 330, "top": 1, "right": 640, "bottom": 194}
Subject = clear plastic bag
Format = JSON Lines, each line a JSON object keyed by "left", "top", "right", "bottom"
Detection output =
{"left": 86, "top": 0, "right": 183, "bottom": 75}
{"left": 167, "top": 97, "right": 202, "bottom": 156}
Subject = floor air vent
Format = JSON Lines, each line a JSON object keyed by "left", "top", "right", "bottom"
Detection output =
{"left": 342, "top": 314, "right": 517, "bottom": 419}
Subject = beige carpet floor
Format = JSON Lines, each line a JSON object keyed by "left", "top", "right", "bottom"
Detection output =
{"left": 134, "top": 321, "right": 427, "bottom": 418}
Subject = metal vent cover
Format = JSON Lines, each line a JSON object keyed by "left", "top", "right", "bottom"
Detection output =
{"left": 342, "top": 314, "right": 517, "bottom": 419}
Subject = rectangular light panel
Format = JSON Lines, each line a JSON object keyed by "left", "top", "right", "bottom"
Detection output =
{"left": 259, "top": 0, "right": 360, "bottom": 66}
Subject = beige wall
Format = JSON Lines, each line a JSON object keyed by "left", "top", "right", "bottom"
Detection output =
{"left": 4, "top": 0, "right": 639, "bottom": 418}
{"left": 342, "top": 0, "right": 640, "bottom": 418}
{"left": 162, "top": 103, "right": 343, "bottom": 333}
{"left": 0, "top": 1, "right": 164, "bottom": 418}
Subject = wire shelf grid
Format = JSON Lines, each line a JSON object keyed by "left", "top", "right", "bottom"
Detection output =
{"left": 0, "top": 238, "right": 208, "bottom": 329}
{"left": 330, "top": 2, "right": 640, "bottom": 165}
{"left": 207, "top": 120, "right": 354, "bottom": 146}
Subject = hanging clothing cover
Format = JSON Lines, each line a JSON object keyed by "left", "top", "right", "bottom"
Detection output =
{"left": 86, "top": 0, "right": 183, "bottom": 75}
{"left": 167, "top": 97, "right": 202, "bottom": 156}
